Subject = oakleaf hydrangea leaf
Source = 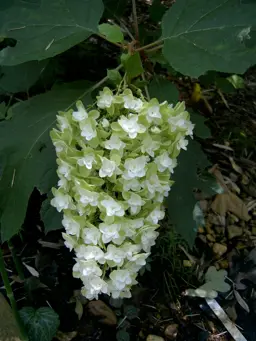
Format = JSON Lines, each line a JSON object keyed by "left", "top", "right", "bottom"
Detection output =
{"left": 162, "top": 0, "right": 256, "bottom": 77}
{"left": 0, "top": 0, "right": 104, "bottom": 65}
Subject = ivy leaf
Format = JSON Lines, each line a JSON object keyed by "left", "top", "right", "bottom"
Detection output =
{"left": 0, "top": 0, "right": 103, "bottom": 65}
{"left": 167, "top": 140, "right": 211, "bottom": 246}
{"left": 20, "top": 307, "right": 59, "bottom": 341}
{"left": 98, "top": 23, "right": 124, "bottom": 43}
{"left": 148, "top": 76, "right": 179, "bottom": 104}
{"left": 0, "top": 81, "right": 91, "bottom": 242}
{"left": 162, "top": 0, "right": 256, "bottom": 77}
{"left": 121, "top": 53, "right": 143, "bottom": 80}
{"left": 0, "top": 60, "right": 48, "bottom": 93}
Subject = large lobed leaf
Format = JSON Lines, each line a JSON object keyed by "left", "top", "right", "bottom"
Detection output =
{"left": 167, "top": 140, "right": 211, "bottom": 246}
{"left": 0, "top": 81, "right": 91, "bottom": 242}
{"left": 162, "top": 0, "right": 256, "bottom": 77}
{"left": 0, "top": 0, "right": 104, "bottom": 65}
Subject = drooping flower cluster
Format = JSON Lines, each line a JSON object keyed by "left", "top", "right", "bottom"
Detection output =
{"left": 50, "top": 87, "right": 193, "bottom": 299}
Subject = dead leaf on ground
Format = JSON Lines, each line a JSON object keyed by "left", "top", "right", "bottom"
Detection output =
{"left": 211, "top": 192, "right": 250, "bottom": 221}
{"left": 234, "top": 290, "right": 250, "bottom": 313}
{"left": 55, "top": 331, "right": 77, "bottom": 341}
{"left": 0, "top": 293, "right": 21, "bottom": 341}
{"left": 88, "top": 300, "right": 117, "bottom": 325}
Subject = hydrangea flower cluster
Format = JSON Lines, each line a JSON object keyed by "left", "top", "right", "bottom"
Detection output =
{"left": 50, "top": 87, "right": 193, "bottom": 299}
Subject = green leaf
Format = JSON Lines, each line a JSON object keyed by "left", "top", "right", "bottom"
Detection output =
{"left": 0, "top": 81, "right": 91, "bottom": 242}
{"left": 121, "top": 53, "right": 144, "bottom": 80}
{"left": 116, "top": 330, "right": 130, "bottom": 341}
{"left": 107, "top": 69, "right": 122, "bottom": 85}
{"left": 149, "top": 0, "right": 167, "bottom": 22}
{"left": 227, "top": 74, "right": 245, "bottom": 89}
{"left": 189, "top": 110, "right": 211, "bottom": 139}
{"left": 41, "top": 197, "right": 62, "bottom": 233}
{"left": 167, "top": 140, "right": 211, "bottom": 246}
{"left": 103, "top": 0, "right": 127, "bottom": 18}
{"left": 0, "top": 60, "right": 48, "bottom": 93}
{"left": 0, "top": 102, "right": 6, "bottom": 120}
{"left": 98, "top": 23, "right": 124, "bottom": 43}
{"left": 0, "top": 0, "right": 104, "bottom": 65}
{"left": 148, "top": 76, "right": 179, "bottom": 103}
{"left": 123, "top": 305, "right": 138, "bottom": 320}
{"left": 20, "top": 307, "right": 59, "bottom": 341}
{"left": 215, "top": 77, "right": 235, "bottom": 93}
{"left": 162, "top": 0, "right": 256, "bottom": 77}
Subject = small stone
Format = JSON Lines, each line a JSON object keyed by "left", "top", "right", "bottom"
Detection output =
{"left": 227, "top": 225, "right": 243, "bottom": 239}
{"left": 88, "top": 300, "right": 117, "bottom": 325}
{"left": 205, "top": 223, "right": 215, "bottom": 235}
{"left": 214, "top": 226, "right": 225, "bottom": 236}
{"left": 146, "top": 335, "right": 164, "bottom": 341}
{"left": 206, "top": 234, "right": 215, "bottom": 242}
{"left": 218, "top": 259, "right": 229, "bottom": 269}
{"left": 164, "top": 324, "right": 178, "bottom": 340}
{"left": 199, "top": 200, "right": 208, "bottom": 212}
{"left": 198, "top": 226, "right": 204, "bottom": 233}
{"left": 213, "top": 243, "right": 227, "bottom": 257}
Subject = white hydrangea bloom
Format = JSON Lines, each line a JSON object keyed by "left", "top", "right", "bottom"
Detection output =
{"left": 75, "top": 245, "right": 105, "bottom": 264}
{"left": 105, "top": 244, "right": 126, "bottom": 266}
{"left": 109, "top": 269, "right": 133, "bottom": 290}
{"left": 123, "top": 156, "right": 148, "bottom": 180}
{"left": 122, "top": 179, "right": 143, "bottom": 192}
{"left": 99, "top": 157, "right": 117, "bottom": 178}
{"left": 177, "top": 137, "right": 188, "bottom": 151}
{"left": 58, "top": 160, "right": 72, "bottom": 180}
{"left": 97, "top": 88, "right": 114, "bottom": 109}
{"left": 80, "top": 119, "right": 97, "bottom": 141}
{"left": 56, "top": 115, "right": 71, "bottom": 132}
{"left": 102, "top": 118, "right": 110, "bottom": 128}
{"left": 146, "top": 104, "right": 161, "bottom": 122}
{"left": 104, "top": 135, "right": 125, "bottom": 150}
{"left": 99, "top": 223, "right": 124, "bottom": 245}
{"left": 118, "top": 114, "right": 146, "bottom": 139}
{"left": 127, "top": 193, "right": 145, "bottom": 215}
{"left": 73, "top": 260, "right": 102, "bottom": 278}
{"left": 81, "top": 276, "right": 108, "bottom": 300}
{"left": 51, "top": 190, "right": 74, "bottom": 212}
{"left": 72, "top": 101, "right": 88, "bottom": 121}
{"left": 123, "top": 95, "right": 143, "bottom": 112}
{"left": 75, "top": 187, "right": 99, "bottom": 207}
{"left": 141, "top": 229, "right": 159, "bottom": 252}
{"left": 146, "top": 206, "right": 165, "bottom": 225}
{"left": 155, "top": 152, "right": 177, "bottom": 173}
{"left": 50, "top": 86, "right": 193, "bottom": 299}
{"left": 62, "top": 215, "right": 81, "bottom": 238}
{"left": 82, "top": 227, "right": 101, "bottom": 245}
{"left": 100, "top": 197, "right": 125, "bottom": 217}
{"left": 77, "top": 154, "right": 96, "bottom": 169}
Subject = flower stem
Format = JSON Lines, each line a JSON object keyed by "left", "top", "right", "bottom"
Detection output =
{"left": 0, "top": 247, "right": 28, "bottom": 341}
{"left": 66, "top": 64, "right": 123, "bottom": 111}
{"left": 145, "top": 44, "right": 164, "bottom": 53}
{"left": 135, "top": 39, "right": 164, "bottom": 52}
{"left": 132, "top": 0, "right": 139, "bottom": 41}
{"left": 8, "top": 240, "right": 25, "bottom": 281}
